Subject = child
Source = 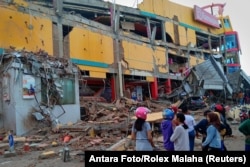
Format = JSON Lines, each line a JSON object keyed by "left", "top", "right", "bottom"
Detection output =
{"left": 161, "top": 108, "right": 175, "bottom": 151}
{"left": 8, "top": 130, "right": 14, "bottom": 152}
{"left": 131, "top": 107, "right": 155, "bottom": 151}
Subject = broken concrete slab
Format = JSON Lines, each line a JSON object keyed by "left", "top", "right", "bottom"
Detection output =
{"left": 37, "top": 143, "right": 50, "bottom": 150}
{"left": 3, "top": 151, "right": 17, "bottom": 158}
{"left": 0, "top": 143, "right": 9, "bottom": 149}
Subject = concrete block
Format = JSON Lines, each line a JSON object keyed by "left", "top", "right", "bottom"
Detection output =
{"left": 3, "top": 151, "right": 17, "bottom": 158}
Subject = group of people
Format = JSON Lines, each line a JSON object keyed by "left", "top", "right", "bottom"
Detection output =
{"left": 131, "top": 103, "right": 236, "bottom": 151}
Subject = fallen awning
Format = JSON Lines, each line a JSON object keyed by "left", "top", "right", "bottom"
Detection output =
{"left": 192, "top": 57, "right": 232, "bottom": 94}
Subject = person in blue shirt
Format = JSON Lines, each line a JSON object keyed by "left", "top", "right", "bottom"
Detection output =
{"left": 161, "top": 108, "right": 175, "bottom": 151}
{"left": 202, "top": 112, "right": 221, "bottom": 151}
{"left": 8, "top": 130, "right": 14, "bottom": 152}
{"left": 194, "top": 110, "right": 212, "bottom": 151}
{"left": 131, "top": 107, "right": 155, "bottom": 151}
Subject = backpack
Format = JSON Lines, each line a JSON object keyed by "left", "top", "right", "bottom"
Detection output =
{"left": 219, "top": 111, "right": 232, "bottom": 137}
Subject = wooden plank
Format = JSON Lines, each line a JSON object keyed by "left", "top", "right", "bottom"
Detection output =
{"left": 131, "top": 112, "right": 163, "bottom": 122}
{"left": 3, "top": 136, "right": 43, "bottom": 143}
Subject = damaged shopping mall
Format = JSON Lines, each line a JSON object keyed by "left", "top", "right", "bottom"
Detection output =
{"left": 0, "top": 0, "right": 250, "bottom": 153}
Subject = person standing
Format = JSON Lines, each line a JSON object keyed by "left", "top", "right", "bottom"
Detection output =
{"left": 161, "top": 108, "right": 175, "bottom": 151}
{"left": 214, "top": 112, "right": 227, "bottom": 151}
{"left": 238, "top": 91, "right": 244, "bottom": 105}
{"left": 202, "top": 112, "right": 221, "bottom": 151}
{"left": 170, "top": 113, "right": 189, "bottom": 151}
{"left": 131, "top": 107, "right": 155, "bottom": 151}
{"left": 238, "top": 110, "right": 250, "bottom": 151}
{"left": 182, "top": 105, "right": 196, "bottom": 151}
{"left": 194, "top": 110, "right": 212, "bottom": 151}
{"left": 8, "top": 130, "right": 14, "bottom": 152}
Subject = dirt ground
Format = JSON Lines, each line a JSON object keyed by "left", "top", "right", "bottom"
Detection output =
{"left": 0, "top": 108, "right": 246, "bottom": 167}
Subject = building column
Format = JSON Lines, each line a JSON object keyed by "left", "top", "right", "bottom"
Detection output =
{"left": 166, "top": 78, "right": 172, "bottom": 94}
{"left": 150, "top": 77, "right": 158, "bottom": 99}
{"left": 53, "top": 0, "right": 64, "bottom": 58}
{"left": 110, "top": 77, "right": 116, "bottom": 101}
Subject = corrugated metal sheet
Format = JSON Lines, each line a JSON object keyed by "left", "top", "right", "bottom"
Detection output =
{"left": 192, "top": 57, "right": 232, "bottom": 94}
{"left": 193, "top": 59, "right": 224, "bottom": 89}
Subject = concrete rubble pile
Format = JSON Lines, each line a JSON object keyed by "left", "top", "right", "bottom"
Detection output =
{"left": 0, "top": 97, "right": 173, "bottom": 160}
{"left": 0, "top": 96, "right": 245, "bottom": 159}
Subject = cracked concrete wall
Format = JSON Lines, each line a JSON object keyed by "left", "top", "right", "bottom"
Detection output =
{"left": 70, "top": 27, "right": 114, "bottom": 77}
{"left": 122, "top": 40, "right": 168, "bottom": 74}
{"left": 1, "top": 65, "right": 80, "bottom": 135}
{"left": 138, "top": 0, "right": 220, "bottom": 40}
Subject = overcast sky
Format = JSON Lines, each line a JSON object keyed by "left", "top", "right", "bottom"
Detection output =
{"left": 104, "top": 0, "right": 249, "bottom": 76}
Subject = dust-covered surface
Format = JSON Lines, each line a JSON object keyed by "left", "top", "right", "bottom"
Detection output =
{"left": 0, "top": 105, "right": 247, "bottom": 167}
{"left": 0, "top": 124, "right": 245, "bottom": 167}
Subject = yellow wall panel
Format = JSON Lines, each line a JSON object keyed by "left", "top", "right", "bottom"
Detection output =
{"left": 139, "top": 0, "right": 154, "bottom": 13}
{"left": 189, "top": 56, "right": 205, "bottom": 67}
{"left": 122, "top": 41, "right": 167, "bottom": 73}
{"left": 196, "top": 58, "right": 205, "bottom": 64}
{"left": 154, "top": 47, "right": 168, "bottom": 73}
{"left": 187, "top": 29, "right": 196, "bottom": 45}
{"left": 0, "top": 7, "right": 53, "bottom": 55}
{"left": 146, "top": 76, "right": 154, "bottom": 82}
{"left": 90, "top": 71, "right": 106, "bottom": 79}
{"left": 153, "top": 0, "right": 164, "bottom": 16}
{"left": 165, "top": 22, "right": 174, "bottom": 41}
{"left": 70, "top": 28, "right": 114, "bottom": 64}
{"left": 89, "top": 32, "right": 100, "bottom": 60}
{"left": 178, "top": 26, "right": 196, "bottom": 46}
{"left": 139, "top": 0, "right": 222, "bottom": 36}
{"left": 189, "top": 56, "right": 197, "bottom": 67}
{"left": 179, "top": 26, "right": 188, "bottom": 46}
{"left": 122, "top": 41, "right": 154, "bottom": 72}
{"left": 124, "top": 69, "right": 130, "bottom": 75}
{"left": 100, "top": 35, "right": 114, "bottom": 62}
{"left": 78, "top": 65, "right": 109, "bottom": 73}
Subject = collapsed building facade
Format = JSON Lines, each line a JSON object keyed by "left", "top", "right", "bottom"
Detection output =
{"left": 0, "top": 0, "right": 249, "bottom": 135}
{"left": 0, "top": 50, "right": 80, "bottom": 135}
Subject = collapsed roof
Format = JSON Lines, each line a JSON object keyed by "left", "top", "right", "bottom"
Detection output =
{"left": 190, "top": 56, "right": 232, "bottom": 94}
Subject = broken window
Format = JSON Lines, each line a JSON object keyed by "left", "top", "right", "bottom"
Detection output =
{"left": 225, "top": 31, "right": 239, "bottom": 52}
{"left": 41, "top": 78, "right": 75, "bottom": 106}
{"left": 196, "top": 32, "right": 220, "bottom": 50}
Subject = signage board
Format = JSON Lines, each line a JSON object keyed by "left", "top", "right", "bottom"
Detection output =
{"left": 194, "top": 5, "right": 220, "bottom": 28}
